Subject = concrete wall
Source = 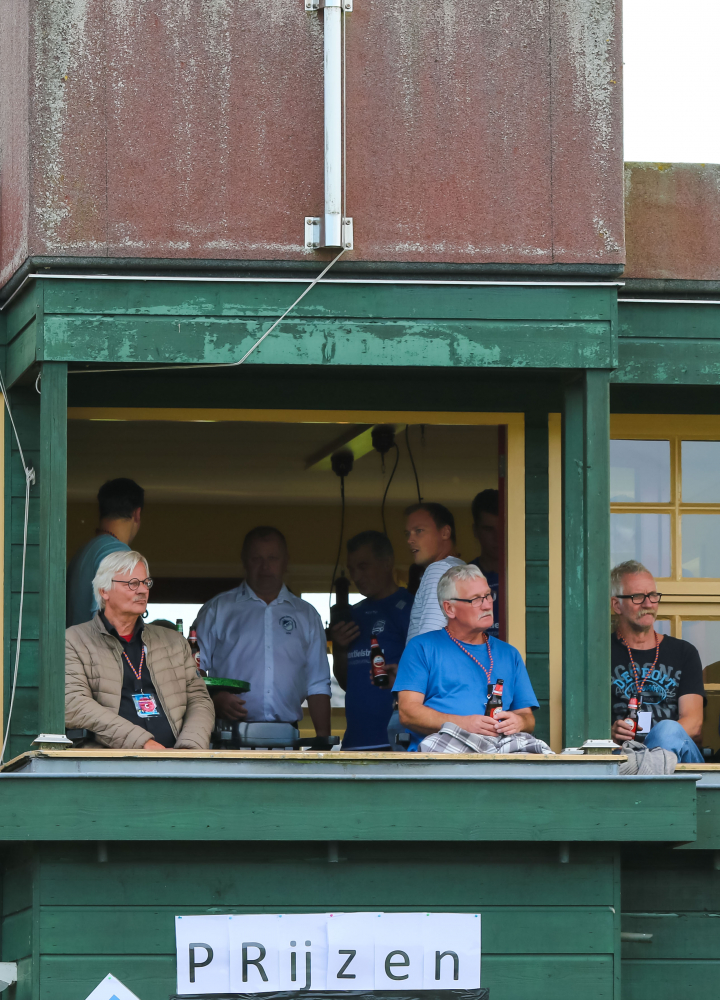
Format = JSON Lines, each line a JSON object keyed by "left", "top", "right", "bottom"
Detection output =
{"left": 0, "top": 0, "right": 624, "bottom": 283}
{"left": 624, "top": 162, "right": 720, "bottom": 281}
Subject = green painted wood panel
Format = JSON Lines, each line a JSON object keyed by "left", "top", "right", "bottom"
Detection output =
{"left": 563, "top": 372, "right": 611, "bottom": 744}
{"left": 37, "top": 842, "right": 617, "bottom": 906}
{"left": 614, "top": 339, "right": 720, "bottom": 386}
{"left": 524, "top": 418, "right": 550, "bottom": 742}
{"left": 0, "top": 775, "right": 698, "bottom": 841}
{"left": 2, "top": 909, "right": 33, "bottom": 959}
{"left": 2, "top": 862, "right": 33, "bottom": 916}
{"left": 622, "top": 959, "right": 720, "bottom": 1000}
{"left": 619, "top": 302, "right": 720, "bottom": 341}
{"left": 38, "top": 363, "right": 67, "bottom": 735}
{"left": 37, "top": 954, "right": 616, "bottom": 1000}
{"left": 623, "top": 854, "right": 720, "bottom": 912}
{"left": 38, "top": 905, "right": 615, "bottom": 955}
{"left": 0, "top": 278, "right": 616, "bottom": 371}
{"left": 622, "top": 912, "right": 720, "bottom": 960}
{"left": 42, "top": 280, "right": 617, "bottom": 322}
{"left": 684, "top": 787, "right": 720, "bottom": 849}
{"left": 45, "top": 316, "right": 615, "bottom": 369}
{"left": 3, "top": 389, "right": 41, "bottom": 762}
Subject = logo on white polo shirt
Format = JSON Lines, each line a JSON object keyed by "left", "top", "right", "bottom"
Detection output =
{"left": 279, "top": 615, "right": 297, "bottom": 633}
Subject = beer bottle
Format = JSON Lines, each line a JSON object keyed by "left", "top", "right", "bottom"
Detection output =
{"left": 188, "top": 628, "right": 202, "bottom": 674}
{"left": 370, "top": 635, "right": 389, "bottom": 687}
{"left": 176, "top": 618, "right": 184, "bottom": 635}
{"left": 485, "top": 678, "right": 504, "bottom": 719}
{"left": 627, "top": 696, "right": 639, "bottom": 736}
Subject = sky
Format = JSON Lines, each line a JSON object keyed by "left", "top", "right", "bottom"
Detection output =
{"left": 624, "top": 0, "right": 720, "bottom": 164}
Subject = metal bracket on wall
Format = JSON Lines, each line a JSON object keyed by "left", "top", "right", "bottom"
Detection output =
{"left": 305, "top": 216, "right": 353, "bottom": 250}
{"left": 304, "top": 0, "right": 353, "bottom": 248}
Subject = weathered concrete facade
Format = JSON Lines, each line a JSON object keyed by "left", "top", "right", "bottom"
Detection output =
{"left": 1, "top": 0, "right": 623, "bottom": 281}
{"left": 624, "top": 162, "right": 720, "bottom": 282}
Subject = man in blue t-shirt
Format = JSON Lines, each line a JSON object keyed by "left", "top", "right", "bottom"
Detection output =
{"left": 393, "top": 563, "right": 537, "bottom": 751}
{"left": 66, "top": 478, "right": 145, "bottom": 627}
{"left": 330, "top": 531, "right": 413, "bottom": 750}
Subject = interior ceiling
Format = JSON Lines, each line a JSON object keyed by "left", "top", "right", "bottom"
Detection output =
{"left": 67, "top": 420, "right": 499, "bottom": 505}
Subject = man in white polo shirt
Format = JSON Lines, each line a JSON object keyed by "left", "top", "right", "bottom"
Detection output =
{"left": 405, "top": 503, "right": 466, "bottom": 640}
{"left": 195, "top": 526, "right": 331, "bottom": 737}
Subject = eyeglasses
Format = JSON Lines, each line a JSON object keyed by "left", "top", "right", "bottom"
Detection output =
{"left": 449, "top": 593, "right": 496, "bottom": 607}
{"left": 617, "top": 592, "right": 662, "bottom": 605}
{"left": 112, "top": 577, "right": 154, "bottom": 591}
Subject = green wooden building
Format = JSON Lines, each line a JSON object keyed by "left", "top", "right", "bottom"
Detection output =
{"left": 1, "top": 0, "right": 720, "bottom": 998}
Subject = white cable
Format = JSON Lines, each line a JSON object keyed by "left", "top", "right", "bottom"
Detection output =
{"left": 0, "top": 369, "right": 35, "bottom": 764}
{"left": 66, "top": 248, "right": 347, "bottom": 376}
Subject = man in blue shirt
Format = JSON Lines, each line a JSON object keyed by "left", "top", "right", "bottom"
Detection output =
{"left": 330, "top": 531, "right": 413, "bottom": 750}
{"left": 393, "top": 563, "right": 537, "bottom": 751}
{"left": 66, "top": 478, "right": 145, "bottom": 627}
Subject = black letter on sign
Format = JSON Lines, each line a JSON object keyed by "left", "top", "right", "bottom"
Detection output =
{"left": 242, "top": 942, "right": 269, "bottom": 983}
{"left": 189, "top": 943, "right": 214, "bottom": 983}
{"left": 337, "top": 950, "right": 357, "bottom": 979}
{"left": 385, "top": 951, "right": 410, "bottom": 980}
{"left": 435, "top": 950, "right": 459, "bottom": 981}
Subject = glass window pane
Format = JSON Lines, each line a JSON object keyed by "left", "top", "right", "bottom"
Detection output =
{"left": 682, "top": 441, "right": 720, "bottom": 502}
{"left": 681, "top": 620, "right": 720, "bottom": 668}
{"left": 682, "top": 514, "right": 720, "bottom": 577}
{"left": 655, "top": 619, "right": 672, "bottom": 636}
{"left": 610, "top": 439, "right": 670, "bottom": 502}
{"left": 611, "top": 513, "right": 671, "bottom": 578}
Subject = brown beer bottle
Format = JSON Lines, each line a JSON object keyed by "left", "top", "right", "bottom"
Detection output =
{"left": 485, "top": 678, "right": 504, "bottom": 718}
{"left": 627, "top": 696, "right": 639, "bottom": 736}
{"left": 370, "top": 635, "right": 389, "bottom": 687}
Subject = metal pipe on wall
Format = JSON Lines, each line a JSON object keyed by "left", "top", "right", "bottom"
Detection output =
{"left": 305, "top": 0, "right": 353, "bottom": 249}
{"left": 323, "top": 0, "right": 343, "bottom": 247}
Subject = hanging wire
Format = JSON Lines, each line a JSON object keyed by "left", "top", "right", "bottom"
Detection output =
{"left": 329, "top": 474, "right": 347, "bottom": 614}
{"left": 380, "top": 442, "right": 400, "bottom": 535}
{"left": 0, "top": 369, "right": 35, "bottom": 764}
{"left": 405, "top": 426, "right": 422, "bottom": 503}
{"left": 68, "top": 248, "right": 346, "bottom": 376}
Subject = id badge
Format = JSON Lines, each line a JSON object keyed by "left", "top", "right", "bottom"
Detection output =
{"left": 132, "top": 693, "right": 160, "bottom": 718}
{"left": 637, "top": 711, "right": 652, "bottom": 735}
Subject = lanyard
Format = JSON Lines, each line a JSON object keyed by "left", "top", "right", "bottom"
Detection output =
{"left": 444, "top": 627, "right": 494, "bottom": 684}
{"left": 121, "top": 644, "right": 146, "bottom": 683}
{"left": 616, "top": 630, "right": 661, "bottom": 702}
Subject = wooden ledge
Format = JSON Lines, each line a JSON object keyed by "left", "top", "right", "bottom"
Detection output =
{"left": 1, "top": 748, "right": 626, "bottom": 772}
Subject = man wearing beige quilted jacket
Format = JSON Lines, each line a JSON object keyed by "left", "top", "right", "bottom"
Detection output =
{"left": 65, "top": 550, "right": 215, "bottom": 750}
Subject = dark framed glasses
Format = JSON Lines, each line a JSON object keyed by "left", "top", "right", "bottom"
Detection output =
{"left": 112, "top": 577, "right": 154, "bottom": 591}
{"left": 449, "top": 593, "right": 496, "bottom": 607}
{"left": 617, "top": 592, "right": 662, "bottom": 605}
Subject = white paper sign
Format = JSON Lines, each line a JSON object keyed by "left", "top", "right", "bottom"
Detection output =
{"left": 84, "top": 974, "right": 143, "bottom": 1000}
{"left": 176, "top": 912, "right": 480, "bottom": 994}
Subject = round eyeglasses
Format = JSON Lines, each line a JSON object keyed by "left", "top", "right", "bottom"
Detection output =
{"left": 112, "top": 577, "right": 154, "bottom": 591}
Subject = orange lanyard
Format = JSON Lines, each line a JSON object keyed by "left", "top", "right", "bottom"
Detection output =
{"left": 617, "top": 630, "right": 661, "bottom": 702}
{"left": 444, "top": 628, "right": 494, "bottom": 684}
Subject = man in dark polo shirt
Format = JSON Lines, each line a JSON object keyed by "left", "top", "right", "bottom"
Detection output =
{"left": 611, "top": 560, "right": 705, "bottom": 763}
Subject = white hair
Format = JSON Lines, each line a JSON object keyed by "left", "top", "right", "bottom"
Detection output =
{"left": 93, "top": 550, "right": 150, "bottom": 611}
{"left": 437, "top": 563, "right": 487, "bottom": 617}
{"left": 611, "top": 559, "right": 652, "bottom": 598}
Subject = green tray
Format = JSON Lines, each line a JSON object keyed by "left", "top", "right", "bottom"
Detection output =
{"left": 204, "top": 676, "right": 251, "bottom": 694}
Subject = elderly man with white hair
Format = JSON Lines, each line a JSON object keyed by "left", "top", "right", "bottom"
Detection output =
{"left": 65, "top": 550, "right": 214, "bottom": 750}
{"left": 393, "top": 563, "right": 538, "bottom": 751}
